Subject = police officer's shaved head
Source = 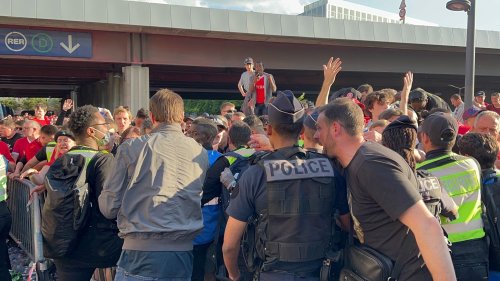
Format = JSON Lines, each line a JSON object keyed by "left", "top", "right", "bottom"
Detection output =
{"left": 229, "top": 121, "right": 252, "bottom": 148}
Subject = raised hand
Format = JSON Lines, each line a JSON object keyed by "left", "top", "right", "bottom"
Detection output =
{"left": 323, "top": 57, "right": 342, "bottom": 87}
{"left": 62, "top": 99, "right": 73, "bottom": 111}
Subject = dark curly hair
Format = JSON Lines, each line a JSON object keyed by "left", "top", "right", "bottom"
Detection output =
{"left": 382, "top": 127, "right": 417, "bottom": 171}
{"left": 68, "top": 105, "right": 99, "bottom": 139}
{"left": 458, "top": 133, "right": 498, "bottom": 170}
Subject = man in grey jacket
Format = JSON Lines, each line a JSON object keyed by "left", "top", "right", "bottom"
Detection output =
{"left": 99, "top": 89, "right": 209, "bottom": 281}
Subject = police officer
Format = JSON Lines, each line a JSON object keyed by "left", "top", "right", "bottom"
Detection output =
{"left": 417, "top": 112, "right": 488, "bottom": 280}
{"left": 0, "top": 156, "right": 11, "bottom": 281}
{"left": 222, "top": 91, "right": 349, "bottom": 281}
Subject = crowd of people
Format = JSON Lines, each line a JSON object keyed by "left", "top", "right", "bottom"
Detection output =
{"left": 0, "top": 56, "right": 498, "bottom": 281}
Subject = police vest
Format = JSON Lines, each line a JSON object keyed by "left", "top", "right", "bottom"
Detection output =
{"left": 0, "top": 156, "right": 7, "bottom": 202}
{"left": 254, "top": 147, "right": 336, "bottom": 272}
{"left": 45, "top": 141, "right": 56, "bottom": 161}
{"left": 415, "top": 170, "right": 443, "bottom": 218}
{"left": 417, "top": 153, "right": 484, "bottom": 243}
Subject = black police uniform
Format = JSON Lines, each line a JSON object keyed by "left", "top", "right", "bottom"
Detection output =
{"left": 226, "top": 91, "right": 349, "bottom": 281}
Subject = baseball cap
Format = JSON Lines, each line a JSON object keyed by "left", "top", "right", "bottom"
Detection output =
{"left": 475, "top": 91, "right": 486, "bottom": 97}
{"left": 55, "top": 130, "right": 75, "bottom": 142}
{"left": 462, "top": 106, "right": 482, "bottom": 121}
{"left": 244, "top": 57, "right": 253, "bottom": 64}
{"left": 184, "top": 114, "right": 196, "bottom": 122}
{"left": 303, "top": 109, "right": 319, "bottom": 130}
{"left": 420, "top": 112, "right": 458, "bottom": 147}
{"left": 409, "top": 88, "right": 428, "bottom": 102}
{"left": 268, "top": 90, "right": 305, "bottom": 125}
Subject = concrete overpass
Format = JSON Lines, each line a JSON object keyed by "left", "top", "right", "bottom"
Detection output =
{"left": 1, "top": 0, "right": 500, "bottom": 113}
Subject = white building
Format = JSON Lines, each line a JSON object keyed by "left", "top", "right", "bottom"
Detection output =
{"left": 301, "top": 0, "right": 438, "bottom": 26}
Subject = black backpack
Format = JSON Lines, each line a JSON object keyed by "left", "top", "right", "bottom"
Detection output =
{"left": 42, "top": 151, "right": 99, "bottom": 258}
{"left": 482, "top": 170, "right": 500, "bottom": 270}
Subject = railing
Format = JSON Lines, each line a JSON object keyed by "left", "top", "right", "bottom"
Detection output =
{"left": 7, "top": 178, "right": 51, "bottom": 280}
{"left": 7, "top": 178, "right": 116, "bottom": 281}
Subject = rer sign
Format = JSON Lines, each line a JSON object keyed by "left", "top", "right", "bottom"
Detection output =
{"left": 0, "top": 28, "right": 92, "bottom": 58}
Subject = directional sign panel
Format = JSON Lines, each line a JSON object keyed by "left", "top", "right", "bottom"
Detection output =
{"left": 0, "top": 28, "right": 92, "bottom": 58}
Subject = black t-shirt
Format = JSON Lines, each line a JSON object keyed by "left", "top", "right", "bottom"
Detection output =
{"left": 1, "top": 133, "right": 22, "bottom": 152}
{"left": 35, "top": 146, "right": 48, "bottom": 162}
{"left": 346, "top": 142, "right": 431, "bottom": 280}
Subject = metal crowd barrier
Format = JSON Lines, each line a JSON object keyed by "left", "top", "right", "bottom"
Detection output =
{"left": 7, "top": 178, "right": 116, "bottom": 281}
{"left": 6, "top": 178, "right": 51, "bottom": 280}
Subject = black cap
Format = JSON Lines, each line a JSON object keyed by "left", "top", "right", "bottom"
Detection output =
{"left": 211, "top": 115, "right": 228, "bottom": 130}
{"left": 384, "top": 115, "right": 417, "bottom": 132}
{"left": 303, "top": 109, "right": 319, "bottom": 130}
{"left": 420, "top": 112, "right": 458, "bottom": 146}
{"left": 409, "top": 88, "right": 428, "bottom": 102}
{"left": 475, "top": 91, "right": 486, "bottom": 97}
{"left": 268, "top": 90, "right": 305, "bottom": 125}
{"left": 55, "top": 130, "right": 75, "bottom": 142}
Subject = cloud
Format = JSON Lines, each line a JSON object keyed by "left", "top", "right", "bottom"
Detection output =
{"left": 128, "top": 0, "right": 318, "bottom": 15}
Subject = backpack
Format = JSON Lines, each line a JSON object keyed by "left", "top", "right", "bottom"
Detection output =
{"left": 482, "top": 170, "right": 500, "bottom": 270}
{"left": 42, "top": 150, "right": 99, "bottom": 258}
{"left": 219, "top": 149, "right": 255, "bottom": 213}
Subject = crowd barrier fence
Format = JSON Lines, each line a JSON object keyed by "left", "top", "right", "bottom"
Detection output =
{"left": 7, "top": 178, "right": 115, "bottom": 281}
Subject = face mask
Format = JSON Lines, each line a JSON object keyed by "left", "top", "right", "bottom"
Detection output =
{"left": 91, "top": 127, "right": 111, "bottom": 147}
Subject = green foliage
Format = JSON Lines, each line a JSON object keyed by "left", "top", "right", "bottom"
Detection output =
{"left": 184, "top": 99, "right": 243, "bottom": 115}
{"left": 10, "top": 271, "right": 23, "bottom": 281}
{"left": 0, "top": 98, "right": 61, "bottom": 112}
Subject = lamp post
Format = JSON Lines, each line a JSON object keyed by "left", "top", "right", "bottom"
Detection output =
{"left": 448, "top": 84, "right": 465, "bottom": 96}
{"left": 446, "top": 0, "right": 476, "bottom": 109}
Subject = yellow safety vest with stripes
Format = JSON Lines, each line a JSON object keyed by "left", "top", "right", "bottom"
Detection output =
{"left": 0, "top": 156, "right": 7, "bottom": 202}
{"left": 416, "top": 153, "right": 485, "bottom": 243}
{"left": 45, "top": 141, "right": 57, "bottom": 161}
{"left": 66, "top": 148, "right": 105, "bottom": 166}
{"left": 225, "top": 147, "right": 255, "bottom": 165}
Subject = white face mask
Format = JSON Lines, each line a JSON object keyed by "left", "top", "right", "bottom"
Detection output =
{"left": 91, "top": 127, "right": 111, "bottom": 147}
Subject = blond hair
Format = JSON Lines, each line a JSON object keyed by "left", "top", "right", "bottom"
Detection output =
{"left": 149, "top": 89, "right": 184, "bottom": 124}
{"left": 113, "top": 106, "right": 132, "bottom": 120}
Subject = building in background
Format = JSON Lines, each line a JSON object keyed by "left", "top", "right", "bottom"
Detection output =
{"left": 301, "top": 0, "right": 438, "bottom": 26}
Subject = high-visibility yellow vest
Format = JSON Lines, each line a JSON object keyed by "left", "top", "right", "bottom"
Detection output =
{"left": 0, "top": 157, "right": 6, "bottom": 202}
{"left": 45, "top": 141, "right": 57, "bottom": 161}
{"left": 417, "top": 153, "right": 485, "bottom": 243}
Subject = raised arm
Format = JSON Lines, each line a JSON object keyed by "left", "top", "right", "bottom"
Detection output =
{"left": 316, "top": 57, "right": 342, "bottom": 107}
{"left": 400, "top": 71, "right": 413, "bottom": 116}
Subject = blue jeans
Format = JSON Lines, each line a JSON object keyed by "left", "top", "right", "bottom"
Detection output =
{"left": 451, "top": 237, "right": 489, "bottom": 281}
{"left": 114, "top": 250, "right": 193, "bottom": 281}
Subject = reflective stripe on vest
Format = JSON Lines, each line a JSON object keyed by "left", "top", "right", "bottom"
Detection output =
{"left": 0, "top": 157, "right": 7, "bottom": 201}
{"left": 66, "top": 150, "right": 101, "bottom": 165}
{"left": 225, "top": 148, "right": 255, "bottom": 165}
{"left": 45, "top": 142, "right": 56, "bottom": 161}
{"left": 417, "top": 154, "right": 484, "bottom": 243}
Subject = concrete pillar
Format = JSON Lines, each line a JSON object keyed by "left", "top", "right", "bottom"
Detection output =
{"left": 122, "top": 65, "right": 149, "bottom": 115}
{"left": 106, "top": 73, "right": 123, "bottom": 110}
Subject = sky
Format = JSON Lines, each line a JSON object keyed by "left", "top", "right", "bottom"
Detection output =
{"left": 129, "top": 0, "right": 500, "bottom": 32}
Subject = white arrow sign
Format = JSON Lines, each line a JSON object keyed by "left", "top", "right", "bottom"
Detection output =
{"left": 60, "top": 35, "right": 80, "bottom": 54}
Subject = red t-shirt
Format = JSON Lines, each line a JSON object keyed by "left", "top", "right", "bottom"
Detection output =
{"left": 255, "top": 76, "right": 265, "bottom": 104}
{"left": 12, "top": 137, "right": 34, "bottom": 161}
{"left": 24, "top": 139, "right": 43, "bottom": 161}
{"left": 0, "top": 141, "right": 14, "bottom": 163}
{"left": 486, "top": 104, "right": 500, "bottom": 115}
{"left": 33, "top": 117, "right": 51, "bottom": 126}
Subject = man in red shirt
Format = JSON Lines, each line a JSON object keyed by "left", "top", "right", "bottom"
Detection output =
{"left": 251, "top": 62, "right": 277, "bottom": 116}
{"left": 486, "top": 92, "right": 500, "bottom": 115}
{"left": 11, "top": 124, "right": 56, "bottom": 178}
{"left": 33, "top": 104, "right": 51, "bottom": 126}
{"left": 11, "top": 120, "right": 40, "bottom": 162}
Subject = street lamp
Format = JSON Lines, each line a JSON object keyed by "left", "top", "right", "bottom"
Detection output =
{"left": 446, "top": 0, "right": 475, "bottom": 109}
{"left": 448, "top": 84, "right": 465, "bottom": 96}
